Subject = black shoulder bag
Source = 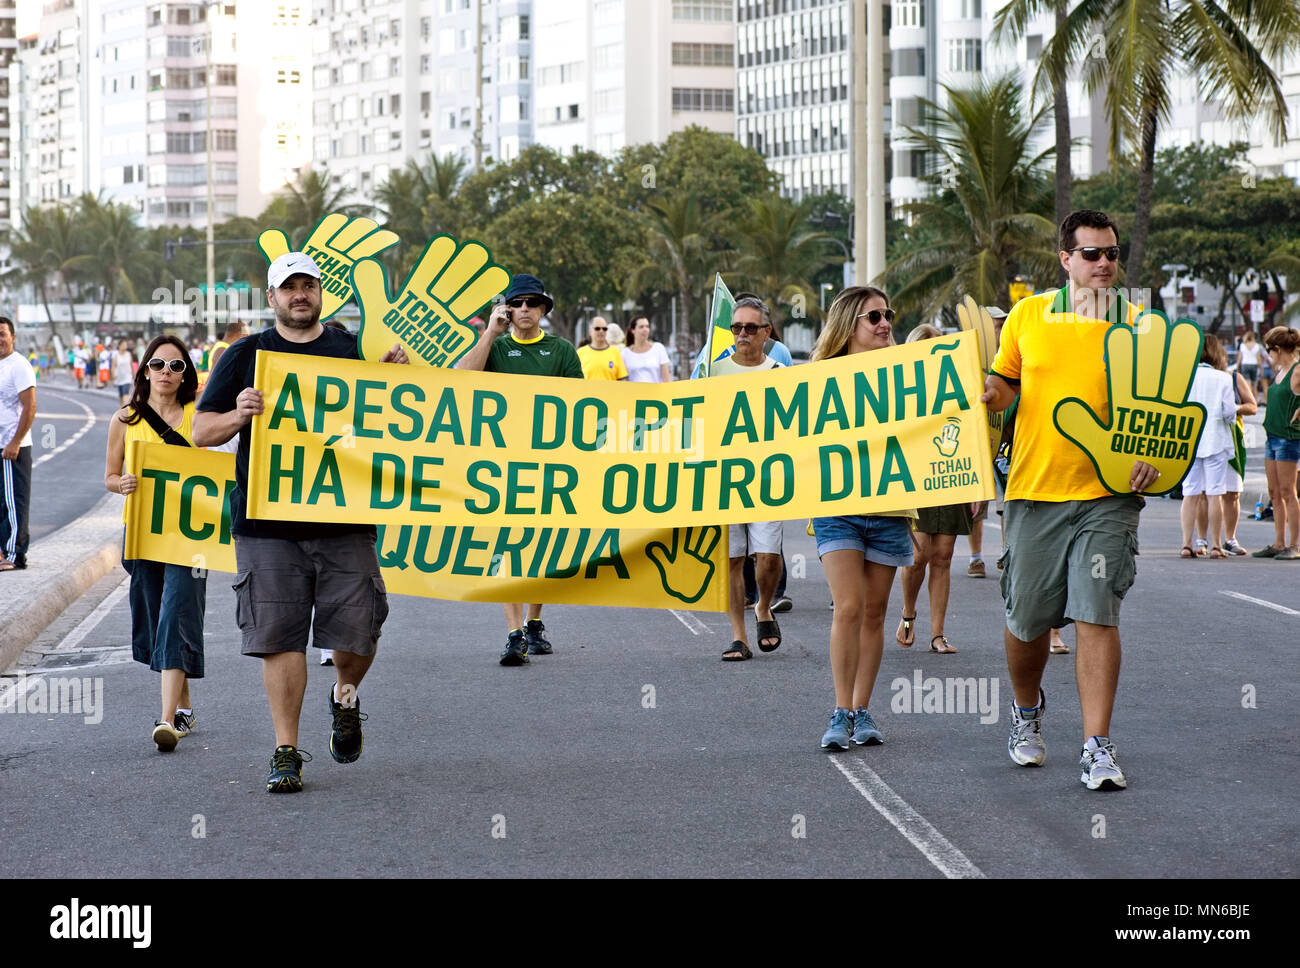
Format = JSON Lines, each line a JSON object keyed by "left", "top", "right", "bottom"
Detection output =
{"left": 137, "top": 402, "right": 192, "bottom": 448}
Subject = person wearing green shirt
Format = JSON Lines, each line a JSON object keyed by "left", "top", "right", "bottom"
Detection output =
{"left": 1253, "top": 327, "right": 1300, "bottom": 558}
{"left": 455, "top": 272, "right": 582, "bottom": 664}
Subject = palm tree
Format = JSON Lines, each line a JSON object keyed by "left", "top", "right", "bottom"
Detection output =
{"left": 78, "top": 193, "right": 146, "bottom": 324}
{"left": 9, "top": 202, "right": 95, "bottom": 333}
{"left": 994, "top": 0, "right": 1300, "bottom": 287}
{"left": 270, "top": 165, "right": 366, "bottom": 240}
{"left": 729, "top": 195, "right": 838, "bottom": 324}
{"left": 376, "top": 152, "right": 468, "bottom": 272}
{"left": 879, "top": 76, "right": 1059, "bottom": 320}
{"left": 624, "top": 193, "right": 721, "bottom": 332}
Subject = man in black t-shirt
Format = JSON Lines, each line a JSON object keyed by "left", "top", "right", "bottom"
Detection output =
{"left": 195, "top": 252, "right": 409, "bottom": 793}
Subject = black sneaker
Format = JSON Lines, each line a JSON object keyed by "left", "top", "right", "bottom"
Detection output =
{"left": 266, "top": 745, "right": 311, "bottom": 793}
{"left": 173, "top": 710, "right": 196, "bottom": 736}
{"left": 327, "top": 689, "right": 367, "bottom": 763}
{"left": 500, "top": 629, "right": 529, "bottom": 665}
{"left": 12, "top": 554, "right": 25, "bottom": 570}
{"left": 524, "top": 619, "right": 553, "bottom": 655}
{"left": 771, "top": 595, "right": 793, "bottom": 613}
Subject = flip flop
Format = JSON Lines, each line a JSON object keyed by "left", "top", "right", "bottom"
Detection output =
{"left": 929, "top": 634, "right": 958, "bottom": 654}
{"left": 722, "top": 640, "right": 752, "bottom": 661}
{"left": 896, "top": 615, "right": 917, "bottom": 648}
{"left": 756, "top": 618, "right": 781, "bottom": 652}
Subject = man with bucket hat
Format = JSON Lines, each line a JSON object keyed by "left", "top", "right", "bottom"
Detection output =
{"left": 456, "top": 273, "right": 582, "bottom": 666}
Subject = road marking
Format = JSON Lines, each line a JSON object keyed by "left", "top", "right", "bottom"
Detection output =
{"left": 32, "top": 412, "right": 107, "bottom": 420}
{"left": 830, "top": 757, "right": 985, "bottom": 879}
{"left": 32, "top": 391, "right": 97, "bottom": 467}
{"left": 51, "top": 576, "right": 131, "bottom": 653}
{"left": 1219, "top": 590, "right": 1300, "bottom": 616}
{"left": 669, "top": 610, "right": 712, "bottom": 635}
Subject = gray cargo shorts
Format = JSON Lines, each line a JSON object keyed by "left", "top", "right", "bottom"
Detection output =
{"left": 232, "top": 532, "right": 389, "bottom": 657}
{"left": 999, "top": 494, "right": 1142, "bottom": 641}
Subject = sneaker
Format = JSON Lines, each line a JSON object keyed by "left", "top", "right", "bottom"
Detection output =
{"left": 499, "top": 629, "right": 529, "bottom": 666}
{"left": 771, "top": 595, "right": 793, "bottom": 613}
{"left": 967, "top": 559, "right": 986, "bottom": 578}
{"left": 524, "top": 618, "right": 553, "bottom": 655}
{"left": 327, "top": 688, "right": 367, "bottom": 764}
{"left": 1193, "top": 538, "right": 1208, "bottom": 557}
{"left": 1251, "top": 545, "right": 1281, "bottom": 558}
{"left": 12, "top": 554, "right": 25, "bottom": 570}
{"left": 820, "top": 708, "right": 853, "bottom": 751}
{"left": 1079, "top": 736, "right": 1127, "bottom": 790}
{"left": 319, "top": 650, "right": 334, "bottom": 666}
{"left": 266, "top": 745, "right": 312, "bottom": 793}
{"left": 1277, "top": 547, "right": 1300, "bottom": 560}
{"left": 173, "top": 710, "right": 196, "bottom": 736}
{"left": 151, "top": 720, "right": 180, "bottom": 753}
{"left": 851, "top": 708, "right": 883, "bottom": 745}
{"left": 1007, "top": 689, "right": 1047, "bottom": 766}
{"left": 1223, "top": 539, "right": 1248, "bottom": 556}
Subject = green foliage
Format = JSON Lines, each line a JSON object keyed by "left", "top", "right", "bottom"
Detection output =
{"left": 728, "top": 195, "right": 838, "bottom": 328}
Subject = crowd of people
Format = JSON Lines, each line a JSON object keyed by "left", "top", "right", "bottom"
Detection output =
{"left": 2, "top": 206, "right": 1297, "bottom": 798}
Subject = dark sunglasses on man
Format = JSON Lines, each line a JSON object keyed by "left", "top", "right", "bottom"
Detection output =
{"left": 146, "top": 358, "right": 187, "bottom": 373}
{"left": 730, "top": 322, "right": 770, "bottom": 335}
{"left": 1065, "top": 245, "right": 1121, "bottom": 262}
{"left": 506, "top": 296, "right": 547, "bottom": 309}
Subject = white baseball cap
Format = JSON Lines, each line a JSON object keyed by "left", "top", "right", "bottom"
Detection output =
{"left": 267, "top": 252, "right": 322, "bottom": 290}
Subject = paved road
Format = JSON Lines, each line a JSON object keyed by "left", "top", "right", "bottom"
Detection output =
{"left": 1, "top": 494, "right": 1294, "bottom": 880}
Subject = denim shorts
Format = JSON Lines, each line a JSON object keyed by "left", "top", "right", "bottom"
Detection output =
{"left": 811, "top": 514, "right": 914, "bottom": 567}
{"left": 1265, "top": 434, "right": 1300, "bottom": 463}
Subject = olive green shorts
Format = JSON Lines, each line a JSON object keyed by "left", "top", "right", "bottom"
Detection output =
{"left": 998, "top": 494, "right": 1143, "bottom": 641}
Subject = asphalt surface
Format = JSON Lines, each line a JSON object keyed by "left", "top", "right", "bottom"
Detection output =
{"left": 1, "top": 489, "right": 1295, "bottom": 879}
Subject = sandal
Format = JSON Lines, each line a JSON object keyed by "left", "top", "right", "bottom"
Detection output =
{"left": 896, "top": 614, "right": 917, "bottom": 648}
{"left": 722, "top": 640, "right": 752, "bottom": 661}
{"left": 0, "top": 558, "right": 13, "bottom": 572}
{"left": 1049, "top": 633, "right": 1071, "bottom": 654}
{"left": 1207, "top": 546, "right": 1226, "bottom": 558}
{"left": 756, "top": 618, "right": 781, "bottom": 653}
{"left": 929, "top": 634, "right": 958, "bottom": 654}
{"left": 1179, "top": 546, "right": 1196, "bottom": 558}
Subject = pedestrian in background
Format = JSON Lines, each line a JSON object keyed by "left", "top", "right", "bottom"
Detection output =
{"left": 1179, "top": 334, "right": 1237, "bottom": 558}
{"left": 103, "top": 334, "right": 205, "bottom": 751}
{"left": 577, "top": 316, "right": 628, "bottom": 381}
{"left": 1253, "top": 327, "right": 1300, "bottom": 558}
{"left": 621, "top": 315, "right": 672, "bottom": 383}
{"left": 0, "top": 317, "right": 37, "bottom": 572}
{"left": 809, "top": 287, "right": 914, "bottom": 750}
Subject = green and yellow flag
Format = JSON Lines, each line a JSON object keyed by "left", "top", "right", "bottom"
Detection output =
{"left": 691, "top": 274, "right": 736, "bottom": 379}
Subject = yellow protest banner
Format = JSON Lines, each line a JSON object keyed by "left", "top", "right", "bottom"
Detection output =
{"left": 123, "top": 441, "right": 729, "bottom": 611}
{"left": 246, "top": 330, "right": 995, "bottom": 530}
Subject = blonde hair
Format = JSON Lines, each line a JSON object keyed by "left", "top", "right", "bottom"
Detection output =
{"left": 811, "top": 286, "right": 892, "bottom": 362}
{"left": 905, "top": 323, "right": 942, "bottom": 343}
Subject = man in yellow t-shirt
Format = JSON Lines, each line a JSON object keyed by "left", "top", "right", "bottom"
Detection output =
{"left": 576, "top": 317, "right": 628, "bottom": 381}
{"left": 982, "top": 209, "right": 1159, "bottom": 793}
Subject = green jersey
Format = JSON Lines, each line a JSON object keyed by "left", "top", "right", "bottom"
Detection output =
{"left": 1263, "top": 362, "right": 1300, "bottom": 440}
{"left": 486, "top": 332, "right": 582, "bottom": 379}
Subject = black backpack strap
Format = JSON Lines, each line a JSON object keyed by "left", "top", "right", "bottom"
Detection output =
{"left": 137, "top": 401, "right": 192, "bottom": 448}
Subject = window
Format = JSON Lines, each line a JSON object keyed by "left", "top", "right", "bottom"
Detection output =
{"left": 945, "top": 39, "right": 982, "bottom": 73}
{"left": 950, "top": 0, "right": 981, "bottom": 18}
{"left": 672, "top": 43, "right": 734, "bottom": 67}
{"left": 894, "top": 48, "right": 925, "bottom": 76}
{"left": 1026, "top": 34, "right": 1043, "bottom": 60}
{"left": 672, "top": 0, "right": 732, "bottom": 22}
{"left": 894, "top": 1, "right": 925, "bottom": 28}
{"left": 671, "top": 87, "right": 735, "bottom": 112}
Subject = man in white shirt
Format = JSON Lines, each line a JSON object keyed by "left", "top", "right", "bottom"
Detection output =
{"left": 0, "top": 317, "right": 37, "bottom": 571}
{"left": 712, "top": 296, "right": 786, "bottom": 660}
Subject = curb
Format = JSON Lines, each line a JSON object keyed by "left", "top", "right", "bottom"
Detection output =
{"left": 0, "top": 491, "right": 125, "bottom": 675}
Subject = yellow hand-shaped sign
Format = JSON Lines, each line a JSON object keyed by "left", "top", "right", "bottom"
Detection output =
{"left": 258, "top": 214, "right": 400, "bottom": 320}
{"left": 954, "top": 295, "right": 997, "bottom": 375}
{"left": 351, "top": 235, "right": 510, "bottom": 366}
{"left": 1054, "top": 311, "right": 1206, "bottom": 496}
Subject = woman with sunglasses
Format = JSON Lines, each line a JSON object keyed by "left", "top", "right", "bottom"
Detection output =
{"left": 104, "top": 334, "right": 207, "bottom": 751}
{"left": 1253, "top": 327, "right": 1300, "bottom": 559}
{"left": 810, "top": 288, "right": 917, "bottom": 750}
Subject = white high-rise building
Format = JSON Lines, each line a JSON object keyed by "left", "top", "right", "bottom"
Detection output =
{"left": 0, "top": 0, "right": 16, "bottom": 230}
{"left": 533, "top": 0, "right": 735, "bottom": 156}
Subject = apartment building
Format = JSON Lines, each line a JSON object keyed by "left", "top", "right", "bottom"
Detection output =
{"left": 0, "top": 0, "right": 16, "bottom": 230}
{"left": 533, "top": 0, "right": 735, "bottom": 156}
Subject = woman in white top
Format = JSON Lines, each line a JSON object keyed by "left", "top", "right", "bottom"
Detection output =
{"left": 1236, "top": 330, "right": 1262, "bottom": 392}
{"left": 1180, "top": 334, "right": 1238, "bottom": 557}
{"left": 621, "top": 315, "right": 672, "bottom": 383}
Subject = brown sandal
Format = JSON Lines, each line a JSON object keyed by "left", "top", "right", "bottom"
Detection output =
{"left": 1179, "top": 546, "right": 1195, "bottom": 558}
{"left": 929, "top": 634, "right": 957, "bottom": 654}
{"left": 896, "top": 615, "right": 917, "bottom": 648}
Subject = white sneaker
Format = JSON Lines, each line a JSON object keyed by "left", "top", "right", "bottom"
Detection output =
{"left": 319, "top": 650, "right": 334, "bottom": 666}
{"left": 1080, "top": 736, "right": 1127, "bottom": 790}
{"left": 1007, "top": 690, "right": 1046, "bottom": 766}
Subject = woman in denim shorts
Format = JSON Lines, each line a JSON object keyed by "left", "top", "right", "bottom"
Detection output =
{"left": 1254, "top": 327, "right": 1300, "bottom": 558}
{"left": 809, "top": 287, "right": 917, "bottom": 751}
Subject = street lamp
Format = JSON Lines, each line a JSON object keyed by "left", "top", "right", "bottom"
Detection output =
{"left": 819, "top": 283, "right": 834, "bottom": 312}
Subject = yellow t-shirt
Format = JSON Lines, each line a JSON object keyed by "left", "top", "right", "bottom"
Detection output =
{"left": 577, "top": 344, "right": 627, "bottom": 381}
{"left": 991, "top": 287, "right": 1139, "bottom": 502}
{"left": 120, "top": 401, "right": 196, "bottom": 522}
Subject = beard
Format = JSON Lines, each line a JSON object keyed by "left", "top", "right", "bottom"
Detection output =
{"left": 274, "top": 302, "right": 321, "bottom": 330}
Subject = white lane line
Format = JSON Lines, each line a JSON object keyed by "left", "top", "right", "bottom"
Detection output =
{"left": 32, "top": 413, "right": 106, "bottom": 420}
{"left": 51, "top": 576, "right": 131, "bottom": 653}
{"left": 830, "top": 757, "right": 985, "bottom": 879}
{"left": 669, "top": 609, "right": 712, "bottom": 635}
{"left": 1219, "top": 590, "right": 1300, "bottom": 617}
{"left": 32, "top": 391, "right": 97, "bottom": 467}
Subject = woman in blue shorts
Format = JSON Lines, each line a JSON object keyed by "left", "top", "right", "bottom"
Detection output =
{"left": 1253, "top": 327, "right": 1300, "bottom": 558}
{"left": 810, "top": 287, "right": 917, "bottom": 750}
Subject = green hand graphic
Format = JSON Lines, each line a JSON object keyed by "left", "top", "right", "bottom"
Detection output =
{"left": 645, "top": 527, "right": 722, "bottom": 605}
{"left": 932, "top": 419, "right": 961, "bottom": 457}
{"left": 1054, "top": 311, "right": 1207, "bottom": 496}
{"left": 258, "top": 214, "right": 399, "bottom": 320}
{"left": 351, "top": 235, "right": 510, "bottom": 366}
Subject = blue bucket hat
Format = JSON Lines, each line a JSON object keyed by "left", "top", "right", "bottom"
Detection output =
{"left": 502, "top": 273, "right": 554, "bottom": 315}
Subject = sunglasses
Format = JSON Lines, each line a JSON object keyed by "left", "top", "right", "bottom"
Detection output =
{"left": 856, "top": 309, "right": 896, "bottom": 324}
{"left": 730, "top": 322, "right": 770, "bottom": 335}
{"left": 1066, "top": 245, "right": 1121, "bottom": 262}
{"left": 506, "top": 297, "right": 546, "bottom": 309}
{"left": 592, "top": 326, "right": 608, "bottom": 332}
{"left": 146, "top": 358, "right": 187, "bottom": 373}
